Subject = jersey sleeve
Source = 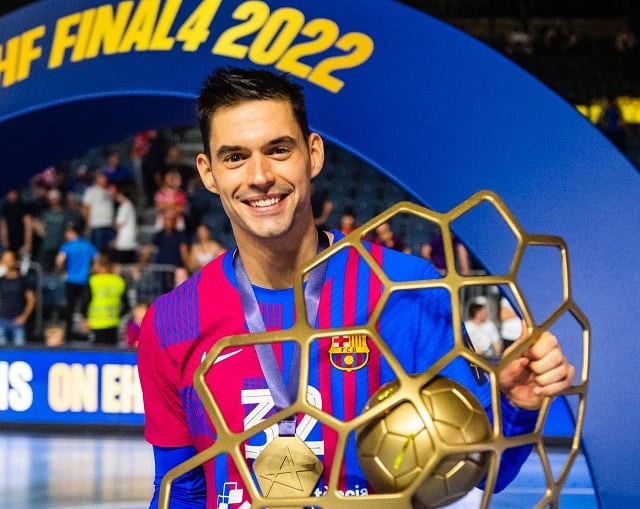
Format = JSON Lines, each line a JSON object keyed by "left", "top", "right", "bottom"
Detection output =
{"left": 138, "top": 300, "right": 193, "bottom": 447}
{"left": 149, "top": 446, "right": 206, "bottom": 509}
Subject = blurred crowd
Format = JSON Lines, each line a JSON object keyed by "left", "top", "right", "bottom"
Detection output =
{"left": 0, "top": 130, "right": 227, "bottom": 348}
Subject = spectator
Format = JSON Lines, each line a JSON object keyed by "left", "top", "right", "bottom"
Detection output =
{"left": 130, "top": 131, "right": 153, "bottom": 204}
{"left": 142, "top": 130, "right": 170, "bottom": 207}
{"left": 99, "top": 150, "right": 132, "bottom": 185}
{"left": 370, "top": 221, "right": 406, "bottom": 252}
{"left": 185, "top": 178, "right": 225, "bottom": 238}
{"left": 187, "top": 223, "right": 225, "bottom": 272}
{"left": 311, "top": 184, "right": 333, "bottom": 229}
{"left": 0, "top": 250, "right": 35, "bottom": 347}
{"left": 615, "top": 22, "right": 637, "bottom": 53}
{"left": 421, "top": 232, "right": 471, "bottom": 275}
{"left": 0, "top": 188, "right": 33, "bottom": 257}
{"left": 164, "top": 144, "right": 195, "bottom": 191}
{"left": 125, "top": 301, "right": 149, "bottom": 349}
{"left": 55, "top": 221, "right": 98, "bottom": 341}
{"left": 111, "top": 184, "right": 138, "bottom": 264}
{"left": 505, "top": 23, "right": 533, "bottom": 56}
{"left": 598, "top": 95, "right": 628, "bottom": 151}
{"left": 65, "top": 163, "right": 92, "bottom": 204}
{"left": 82, "top": 170, "right": 115, "bottom": 252}
{"left": 82, "top": 253, "right": 129, "bottom": 345}
{"left": 174, "top": 266, "right": 190, "bottom": 288}
{"left": 499, "top": 296, "right": 522, "bottom": 350}
{"left": 140, "top": 215, "right": 188, "bottom": 294}
{"left": 338, "top": 205, "right": 357, "bottom": 235}
{"left": 154, "top": 168, "right": 187, "bottom": 231}
{"left": 32, "top": 188, "right": 70, "bottom": 273}
{"left": 464, "top": 296, "right": 503, "bottom": 359}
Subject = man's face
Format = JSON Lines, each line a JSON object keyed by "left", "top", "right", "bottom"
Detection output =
{"left": 196, "top": 100, "right": 323, "bottom": 243}
{"left": 1, "top": 251, "right": 16, "bottom": 270}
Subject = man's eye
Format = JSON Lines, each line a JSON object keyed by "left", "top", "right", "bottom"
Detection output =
{"left": 225, "top": 154, "right": 243, "bottom": 163}
{"left": 271, "top": 146, "right": 290, "bottom": 157}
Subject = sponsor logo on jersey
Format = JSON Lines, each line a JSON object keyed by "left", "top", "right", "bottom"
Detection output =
{"left": 328, "top": 334, "right": 370, "bottom": 372}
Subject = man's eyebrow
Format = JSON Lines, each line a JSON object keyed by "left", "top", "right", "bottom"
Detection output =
{"left": 215, "top": 136, "right": 298, "bottom": 159}
{"left": 265, "top": 135, "right": 297, "bottom": 147}
{"left": 215, "top": 145, "right": 243, "bottom": 159}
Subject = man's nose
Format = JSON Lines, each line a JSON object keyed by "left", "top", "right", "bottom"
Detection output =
{"left": 247, "top": 154, "right": 275, "bottom": 187}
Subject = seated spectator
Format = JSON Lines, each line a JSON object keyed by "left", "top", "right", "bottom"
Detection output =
{"left": 187, "top": 224, "right": 225, "bottom": 272}
{"left": 0, "top": 250, "right": 35, "bottom": 347}
{"left": 464, "top": 296, "right": 502, "bottom": 359}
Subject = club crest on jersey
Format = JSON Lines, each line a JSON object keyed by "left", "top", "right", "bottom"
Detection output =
{"left": 328, "top": 334, "right": 370, "bottom": 372}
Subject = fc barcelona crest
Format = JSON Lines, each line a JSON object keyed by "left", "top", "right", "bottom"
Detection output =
{"left": 328, "top": 334, "right": 370, "bottom": 372}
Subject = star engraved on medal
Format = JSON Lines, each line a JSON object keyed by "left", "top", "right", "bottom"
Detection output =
{"left": 259, "top": 445, "right": 318, "bottom": 495}
{"left": 253, "top": 435, "right": 324, "bottom": 499}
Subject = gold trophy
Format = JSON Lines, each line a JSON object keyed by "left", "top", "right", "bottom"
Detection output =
{"left": 159, "top": 191, "right": 589, "bottom": 509}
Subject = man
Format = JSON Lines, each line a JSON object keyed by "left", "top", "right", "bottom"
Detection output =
{"left": 464, "top": 296, "right": 503, "bottom": 359}
{"left": 82, "top": 170, "right": 115, "bottom": 252}
{"left": 138, "top": 67, "right": 575, "bottom": 508}
{"left": 32, "top": 188, "right": 69, "bottom": 273}
{"left": 55, "top": 221, "right": 98, "bottom": 341}
{"left": 82, "top": 253, "right": 128, "bottom": 345}
{"left": 0, "top": 250, "right": 35, "bottom": 346}
{"left": 111, "top": 183, "right": 138, "bottom": 264}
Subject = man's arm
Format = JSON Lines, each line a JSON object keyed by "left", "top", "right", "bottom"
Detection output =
{"left": 54, "top": 251, "right": 66, "bottom": 273}
{"left": 149, "top": 446, "right": 206, "bottom": 509}
{"left": 14, "top": 287, "right": 35, "bottom": 325}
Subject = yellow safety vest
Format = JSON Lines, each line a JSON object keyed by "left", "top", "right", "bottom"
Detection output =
{"left": 87, "top": 273, "right": 126, "bottom": 330}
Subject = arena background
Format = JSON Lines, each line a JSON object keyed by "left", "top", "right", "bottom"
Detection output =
{"left": 1, "top": 1, "right": 639, "bottom": 507}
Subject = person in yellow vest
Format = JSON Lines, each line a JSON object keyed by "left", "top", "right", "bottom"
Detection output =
{"left": 82, "top": 253, "right": 129, "bottom": 345}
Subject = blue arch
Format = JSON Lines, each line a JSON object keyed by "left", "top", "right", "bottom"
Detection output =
{"left": 2, "top": 1, "right": 639, "bottom": 507}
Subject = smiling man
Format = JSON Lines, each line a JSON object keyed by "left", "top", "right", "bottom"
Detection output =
{"left": 137, "top": 67, "right": 575, "bottom": 509}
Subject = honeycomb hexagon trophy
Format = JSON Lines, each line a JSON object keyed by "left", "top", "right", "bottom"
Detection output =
{"left": 158, "top": 190, "right": 589, "bottom": 509}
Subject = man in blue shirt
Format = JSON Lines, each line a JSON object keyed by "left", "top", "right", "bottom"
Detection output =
{"left": 55, "top": 221, "right": 98, "bottom": 341}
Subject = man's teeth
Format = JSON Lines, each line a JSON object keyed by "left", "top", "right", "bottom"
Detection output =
{"left": 249, "top": 197, "right": 280, "bottom": 207}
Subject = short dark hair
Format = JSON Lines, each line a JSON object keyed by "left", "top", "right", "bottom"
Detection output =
{"left": 197, "top": 67, "right": 311, "bottom": 157}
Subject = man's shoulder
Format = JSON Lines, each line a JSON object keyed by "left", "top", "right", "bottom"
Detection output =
{"left": 328, "top": 229, "right": 439, "bottom": 279}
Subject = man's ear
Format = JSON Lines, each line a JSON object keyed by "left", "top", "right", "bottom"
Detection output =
{"left": 308, "top": 132, "right": 325, "bottom": 179}
{"left": 196, "top": 153, "right": 219, "bottom": 195}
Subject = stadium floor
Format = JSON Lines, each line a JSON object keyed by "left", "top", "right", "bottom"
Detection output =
{"left": 0, "top": 432, "right": 598, "bottom": 508}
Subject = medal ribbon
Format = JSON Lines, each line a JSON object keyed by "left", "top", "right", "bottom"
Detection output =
{"left": 233, "top": 229, "right": 329, "bottom": 437}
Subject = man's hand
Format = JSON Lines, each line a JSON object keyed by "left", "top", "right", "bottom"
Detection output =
{"left": 498, "top": 321, "right": 576, "bottom": 411}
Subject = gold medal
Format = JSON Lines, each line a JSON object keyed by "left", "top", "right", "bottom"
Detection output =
{"left": 253, "top": 435, "right": 324, "bottom": 505}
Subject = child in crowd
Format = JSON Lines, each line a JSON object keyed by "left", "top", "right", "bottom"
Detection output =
{"left": 125, "top": 301, "right": 149, "bottom": 349}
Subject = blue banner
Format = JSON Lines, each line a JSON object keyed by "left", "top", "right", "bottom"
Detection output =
{"left": 0, "top": 348, "right": 143, "bottom": 425}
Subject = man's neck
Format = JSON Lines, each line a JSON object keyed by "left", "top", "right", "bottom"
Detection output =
{"left": 4, "top": 268, "right": 19, "bottom": 278}
{"left": 235, "top": 225, "right": 323, "bottom": 290}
